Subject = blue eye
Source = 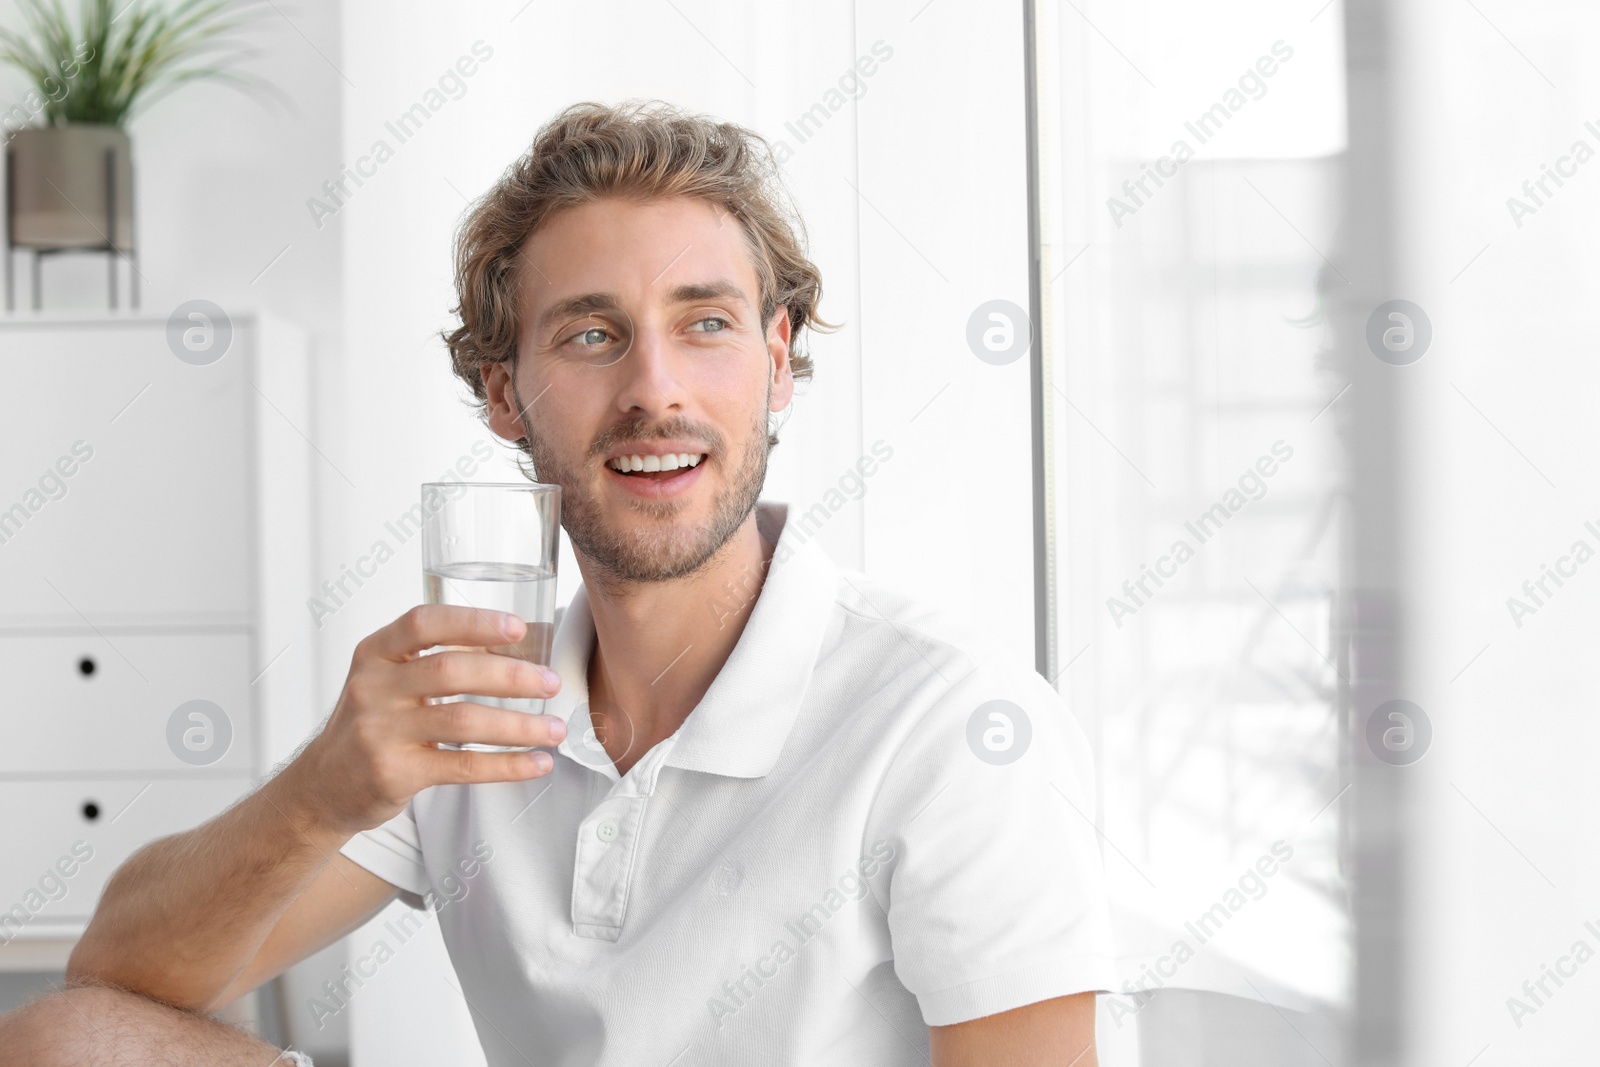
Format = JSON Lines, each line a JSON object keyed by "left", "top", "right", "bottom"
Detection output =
{"left": 574, "top": 326, "right": 610, "bottom": 346}
{"left": 689, "top": 317, "right": 728, "bottom": 333}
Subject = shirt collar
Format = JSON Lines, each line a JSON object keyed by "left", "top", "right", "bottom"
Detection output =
{"left": 545, "top": 500, "right": 837, "bottom": 780}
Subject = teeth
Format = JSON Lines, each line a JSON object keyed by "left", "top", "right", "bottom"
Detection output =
{"left": 608, "top": 452, "right": 706, "bottom": 473}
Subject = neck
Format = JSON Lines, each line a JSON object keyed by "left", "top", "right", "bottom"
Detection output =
{"left": 579, "top": 507, "right": 776, "bottom": 771}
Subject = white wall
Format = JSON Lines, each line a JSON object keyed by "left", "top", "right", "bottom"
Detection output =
{"left": 1391, "top": 1, "right": 1600, "bottom": 1062}
{"left": 857, "top": 2, "right": 1037, "bottom": 663}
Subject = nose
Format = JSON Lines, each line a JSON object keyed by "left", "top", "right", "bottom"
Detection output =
{"left": 610, "top": 317, "right": 685, "bottom": 418}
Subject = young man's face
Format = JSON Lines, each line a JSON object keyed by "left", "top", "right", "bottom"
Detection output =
{"left": 483, "top": 196, "right": 794, "bottom": 585}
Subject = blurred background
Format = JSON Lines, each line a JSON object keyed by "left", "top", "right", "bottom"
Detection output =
{"left": 0, "top": 0, "right": 1594, "bottom": 1064}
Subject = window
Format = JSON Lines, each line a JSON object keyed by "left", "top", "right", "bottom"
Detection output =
{"left": 1030, "top": 2, "right": 1351, "bottom": 1060}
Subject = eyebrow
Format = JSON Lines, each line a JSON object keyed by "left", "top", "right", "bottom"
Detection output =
{"left": 534, "top": 280, "right": 751, "bottom": 332}
{"left": 536, "top": 292, "right": 619, "bottom": 332}
{"left": 666, "top": 280, "right": 749, "bottom": 307}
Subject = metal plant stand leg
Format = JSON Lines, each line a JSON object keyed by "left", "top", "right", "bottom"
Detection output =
{"left": 103, "top": 146, "right": 138, "bottom": 310}
{"left": 4, "top": 149, "right": 12, "bottom": 313}
{"left": 130, "top": 164, "right": 139, "bottom": 310}
{"left": 105, "top": 149, "right": 116, "bottom": 309}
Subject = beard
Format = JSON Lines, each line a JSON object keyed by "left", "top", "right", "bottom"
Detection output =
{"left": 515, "top": 380, "right": 770, "bottom": 588}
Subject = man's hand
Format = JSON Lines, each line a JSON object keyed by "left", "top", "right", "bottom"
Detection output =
{"left": 288, "top": 603, "right": 566, "bottom": 835}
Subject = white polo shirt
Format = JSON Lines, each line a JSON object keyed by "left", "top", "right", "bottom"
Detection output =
{"left": 339, "top": 500, "right": 1116, "bottom": 1065}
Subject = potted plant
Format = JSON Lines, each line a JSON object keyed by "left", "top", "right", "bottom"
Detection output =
{"left": 0, "top": 0, "right": 277, "bottom": 294}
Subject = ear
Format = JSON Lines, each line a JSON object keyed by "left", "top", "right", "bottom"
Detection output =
{"left": 481, "top": 358, "right": 526, "bottom": 442}
{"left": 766, "top": 304, "right": 795, "bottom": 411}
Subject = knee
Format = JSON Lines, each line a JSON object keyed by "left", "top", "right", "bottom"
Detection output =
{"left": 0, "top": 983, "right": 165, "bottom": 1067}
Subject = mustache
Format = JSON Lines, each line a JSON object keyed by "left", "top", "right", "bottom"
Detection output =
{"left": 590, "top": 417, "right": 723, "bottom": 458}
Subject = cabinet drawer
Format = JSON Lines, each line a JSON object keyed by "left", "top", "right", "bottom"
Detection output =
{"left": 0, "top": 631, "right": 253, "bottom": 774}
{"left": 0, "top": 320, "right": 252, "bottom": 623}
{"left": 0, "top": 777, "right": 254, "bottom": 926}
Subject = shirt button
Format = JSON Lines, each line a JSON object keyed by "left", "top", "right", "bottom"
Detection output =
{"left": 595, "top": 818, "right": 619, "bottom": 843}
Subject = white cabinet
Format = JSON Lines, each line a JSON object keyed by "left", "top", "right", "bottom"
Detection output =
{"left": 0, "top": 778, "right": 256, "bottom": 925}
{"left": 0, "top": 311, "right": 314, "bottom": 966}
{"left": 0, "top": 318, "right": 259, "bottom": 623}
{"left": 0, "top": 631, "right": 255, "bottom": 774}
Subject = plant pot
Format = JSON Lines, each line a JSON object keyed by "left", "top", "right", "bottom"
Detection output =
{"left": 7, "top": 124, "right": 133, "bottom": 250}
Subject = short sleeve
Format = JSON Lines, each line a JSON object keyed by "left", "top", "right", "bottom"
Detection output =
{"left": 339, "top": 799, "right": 430, "bottom": 910}
{"left": 866, "top": 661, "right": 1118, "bottom": 1026}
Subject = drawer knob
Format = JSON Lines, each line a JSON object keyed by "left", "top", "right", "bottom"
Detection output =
{"left": 78, "top": 656, "right": 96, "bottom": 677}
{"left": 81, "top": 800, "right": 100, "bottom": 821}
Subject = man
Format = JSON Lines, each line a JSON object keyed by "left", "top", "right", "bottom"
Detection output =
{"left": 0, "top": 101, "right": 1115, "bottom": 1066}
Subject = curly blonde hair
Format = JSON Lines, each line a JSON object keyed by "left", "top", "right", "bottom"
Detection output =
{"left": 442, "top": 100, "right": 832, "bottom": 446}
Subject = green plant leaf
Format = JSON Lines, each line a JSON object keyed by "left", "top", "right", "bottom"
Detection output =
{"left": 0, "top": 0, "right": 279, "bottom": 127}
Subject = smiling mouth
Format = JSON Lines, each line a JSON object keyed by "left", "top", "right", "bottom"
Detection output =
{"left": 605, "top": 452, "right": 707, "bottom": 479}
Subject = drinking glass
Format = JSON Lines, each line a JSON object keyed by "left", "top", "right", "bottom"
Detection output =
{"left": 420, "top": 481, "right": 561, "bottom": 752}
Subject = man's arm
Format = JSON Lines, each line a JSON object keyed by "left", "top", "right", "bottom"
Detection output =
{"left": 930, "top": 992, "right": 1098, "bottom": 1067}
{"left": 65, "top": 604, "right": 566, "bottom": 1013}
{"left": 210, "top": 852, "right": 401, "bottom": 1009}
{"left": 66, "top": 772, "right": 395, "bottom": 1011}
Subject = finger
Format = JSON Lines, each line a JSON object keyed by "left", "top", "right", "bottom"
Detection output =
{"left": 407, "top": 701, "right": 568, "bottom": 749}
{"left": 391, "top": 648, "right": 559, "bottom": 702}
{"left": 363, "top": 604, "right": 525, "bottom": 663}
{"left": 426, "top": 745, "right": 557, "bottom": 786}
